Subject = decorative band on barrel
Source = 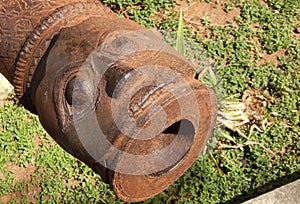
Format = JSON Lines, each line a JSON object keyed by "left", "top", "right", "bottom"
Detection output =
{"left": 13, "top": 2, "right": 115, "bottom": 99}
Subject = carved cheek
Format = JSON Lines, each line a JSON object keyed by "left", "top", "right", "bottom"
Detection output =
{"left": 34, "top": 76, "right": 60, "bottom": 138}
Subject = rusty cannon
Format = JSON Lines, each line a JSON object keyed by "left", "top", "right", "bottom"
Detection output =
{"left": 0, "top": 0, "right": 217, "bottom": 202}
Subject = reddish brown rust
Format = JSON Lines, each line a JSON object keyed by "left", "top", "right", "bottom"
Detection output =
{"left": 0, "top": 0, "right": 217, "bottom": 202}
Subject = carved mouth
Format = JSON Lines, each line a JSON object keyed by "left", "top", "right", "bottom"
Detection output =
{"left": 147, "top": 119, "right": 195, "bottom": 177}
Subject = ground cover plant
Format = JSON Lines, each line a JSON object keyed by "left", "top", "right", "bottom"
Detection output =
{"left": 0, "top": 0, "right": 299, "bottom": 203}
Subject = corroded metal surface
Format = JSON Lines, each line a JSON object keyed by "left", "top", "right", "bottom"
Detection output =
{"left": 0, "top": 0, "right": 115, "bottom": 98}
{"left": 0, "top": 0, "right": 217, "bottom": 202}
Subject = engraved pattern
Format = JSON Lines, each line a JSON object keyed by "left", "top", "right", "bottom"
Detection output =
{"left": 0, "top": 0, "right": 61, "bottom": 82}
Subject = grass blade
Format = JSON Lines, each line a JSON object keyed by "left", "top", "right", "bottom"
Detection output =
{"left": 176, "top": 8, "right": 184, "bottom": 55}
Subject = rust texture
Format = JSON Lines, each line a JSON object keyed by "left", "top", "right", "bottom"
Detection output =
{"left": 0, "top": 0, "right": 217, "bottom": 202}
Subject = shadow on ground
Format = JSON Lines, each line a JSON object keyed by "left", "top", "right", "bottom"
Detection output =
{"left": 220, "top": 170, "right": 300, "bottom": 204}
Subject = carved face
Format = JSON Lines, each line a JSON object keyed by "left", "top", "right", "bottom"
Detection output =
{"left": 31, "top": 17, "right": 217, "bottom": 202}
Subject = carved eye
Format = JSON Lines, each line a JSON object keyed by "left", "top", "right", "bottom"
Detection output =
{"left": 65, "top": 76, "right": 94, "bottom": 107}
{"left": 54, "top": 63, "right": 98, "bottom": 128}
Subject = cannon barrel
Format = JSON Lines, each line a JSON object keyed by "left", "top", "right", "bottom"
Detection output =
{"left": 0, "top": 0, "right": 217, "bottom": 202}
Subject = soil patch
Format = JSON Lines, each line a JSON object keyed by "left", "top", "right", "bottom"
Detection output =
{"left": 176, "top": 0, "right": 241, "bottom": 26}
{"left": 6, "top": 163, "right": 36, "bottom": 183}
{"left": 262, "top": 49, "right": 286, "bottom": 64}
